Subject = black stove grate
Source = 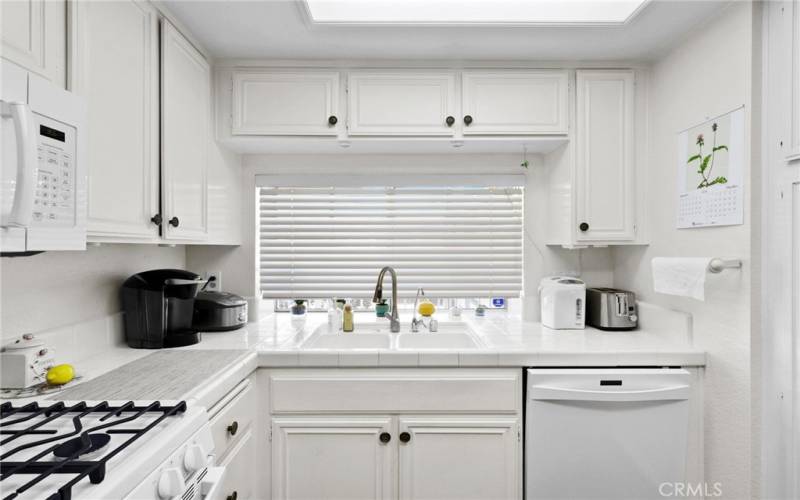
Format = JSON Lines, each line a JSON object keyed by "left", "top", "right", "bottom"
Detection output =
{"left": 0, "top": 400, "right": 187, "bottom": 500}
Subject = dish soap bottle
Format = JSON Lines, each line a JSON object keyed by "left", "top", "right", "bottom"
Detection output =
{"left": 342, "top": 304, "right": 354, "bottom": 332}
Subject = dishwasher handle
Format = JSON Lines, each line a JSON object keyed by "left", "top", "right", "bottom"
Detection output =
{"left": 530, "top": 384, "right": 691, "bottom": 402}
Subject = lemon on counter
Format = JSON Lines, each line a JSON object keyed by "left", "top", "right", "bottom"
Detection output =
{"left": 46, "top": 364, "right": 75, "bottom": 386}
{"left": 418, "top": 301, "right": 436, "bottom": 317}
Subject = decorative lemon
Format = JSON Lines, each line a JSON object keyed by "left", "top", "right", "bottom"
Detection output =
{"left": 418, "top": 301, "right": 436, "bottom": 317}
{"left": 46, "top": 364, "right": 75, "bottom": 386}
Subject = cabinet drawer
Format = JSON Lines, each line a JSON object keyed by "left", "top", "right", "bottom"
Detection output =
{"left": 210, "top": 377, "right": 256, "bottom": 458}
{"left": 218, "top": 427, "right": 255, "bottom": 500}
{"left": 269, "top": 369, "right": 520, "bottom": 414}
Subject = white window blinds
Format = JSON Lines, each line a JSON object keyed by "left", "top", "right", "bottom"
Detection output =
{"left": 258, "top": 182, "right": 523, "bottom": 299}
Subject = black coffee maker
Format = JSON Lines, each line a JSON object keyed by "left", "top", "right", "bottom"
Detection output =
{"left": 121, "top": 269, "right": 206, "bottom": 348}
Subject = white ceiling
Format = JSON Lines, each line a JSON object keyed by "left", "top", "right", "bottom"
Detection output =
{"left": 162, "top": 0, "right": 731, "bottom": 62}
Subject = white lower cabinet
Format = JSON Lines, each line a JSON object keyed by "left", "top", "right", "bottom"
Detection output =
{"left": 210, "top": 376, "right": 257, "bottom": 500}
{"left": 398, "top": 416, "right": 520, "bottom": 500}
{"left": 264, "top": 369, "right": 522, "bottom": 500}
{"left": 271, "top": 417, "right": 395, "bottom": 500}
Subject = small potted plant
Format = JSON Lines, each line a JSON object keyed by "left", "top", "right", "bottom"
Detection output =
{"left": 290, "top": 299, "right": 307, "bottom": 316}
{"left": 375, "top": 299, "right": 389, "bottom": 318}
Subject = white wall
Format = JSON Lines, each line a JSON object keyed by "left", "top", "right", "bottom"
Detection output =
{"left": 186, "top": 153, "right": 614, "bottom": 319}
{"left": 0, "top": 245, "right": 185, "bottom": 336}
{"left": 612, "top": 3, "right": 755, "bottom": 498}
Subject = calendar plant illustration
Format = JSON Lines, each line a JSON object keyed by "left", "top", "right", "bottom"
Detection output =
{"left": 676, "top": 107, "right": 744, "bottom": 229}
{"left": 687, "top": 122, "right": 729, "bottom": 190}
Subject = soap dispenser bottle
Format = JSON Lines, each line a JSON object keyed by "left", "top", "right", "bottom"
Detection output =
{"left": 342, "top": 304, "right": 354, "bottom": 332}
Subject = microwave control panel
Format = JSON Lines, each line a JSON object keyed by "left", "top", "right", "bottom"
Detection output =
{"left": 31, "top": 114, "right": 77, "bottom": 227}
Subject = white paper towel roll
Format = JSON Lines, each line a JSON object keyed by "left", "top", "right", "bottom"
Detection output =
{"left": 651, "top": 257, "right": 712, "bottom": 301}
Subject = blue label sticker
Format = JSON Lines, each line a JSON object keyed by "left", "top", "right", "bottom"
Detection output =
{"left": 491, "top": 297, "right": 506, "bottom": 308}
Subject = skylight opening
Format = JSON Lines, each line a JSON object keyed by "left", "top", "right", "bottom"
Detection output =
{"left": 303, "top": 0, "right": 650, "bottom": 26}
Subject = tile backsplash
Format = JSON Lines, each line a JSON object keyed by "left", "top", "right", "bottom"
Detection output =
{"left": 1, "top": 312, "right": 125, "bottom": 365}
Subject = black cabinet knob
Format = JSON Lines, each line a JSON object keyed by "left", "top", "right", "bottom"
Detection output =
{"left": 328, "top": 115, "right": 338, "bottom": 126}
{"left": 227, "top": 421, "right": 238, "bottom": 436}
{"left": 379, "top": 432, "right": 391, "bottom": 443}
{"left": 445, "top": 116, "right": 455, "bottom": 127}
{"left": 463, "top": 115, "right": 473, "bottom": 126}
{"left": 399, "top": 431, "right": 411, "bottom": 443}
{"left": 150, "top": 214, "right": 162, "bottom": 226}
{"left": 168, "top": 216, "right": 180, "bottom": 228}
{"left": 226, "top": 492, "right": 238, "bottom": 500}
{"left": 579, "top": 222, "right": 590, "bottom": 232}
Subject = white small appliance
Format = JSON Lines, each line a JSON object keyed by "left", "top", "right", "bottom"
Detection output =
{"left": 1, "top": 60, "right": 87, "bottom": 253}
{"left": 538, "top": 276, "right": 586, "bottom": 329}
{"left": 0, "top": 334, "right": 57, "bottom": 388}
{"left": 525, "top": 368, "right": 692, "bottom": 499}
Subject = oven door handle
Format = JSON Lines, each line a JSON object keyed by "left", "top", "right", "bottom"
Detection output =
{"left": 200, "top": 465, "right": 227, "bottom": 500}
{"left": 1, "top": 101, "right": 37, "bottom": 226}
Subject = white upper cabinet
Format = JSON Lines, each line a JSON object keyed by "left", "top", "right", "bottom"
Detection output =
{"left": 1, "top": 0, "right": 66, "bottom": 87}
{"left": 461, "top": 70, "right": 569, "bottom": 135}
{"left": 232, "top": 71, "right": 340, "bottom": 136}
{"left": 398, "top": 416, "right": 520, "bottom": 500}
{"left": 78, "top": 0, "right": 160, "bottom": 241}
{"left": 160, "top": 20, "right": 210, "bottom": 241}
{"left": 575, "top": 70, "right": 636, "bottom": 242}
{"left": 271, "top": 416, "right": 395, "bottom": 500}
{"left": 347, "top": 71, "right": 457, "bottom": 136}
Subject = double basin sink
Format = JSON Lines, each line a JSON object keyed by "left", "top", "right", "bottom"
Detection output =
{"left": 303, "top": 322, "right": 483, "bottom": 350}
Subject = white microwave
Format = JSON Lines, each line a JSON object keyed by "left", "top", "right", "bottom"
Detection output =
{"left": 1, "top": 60, "right": 87, "bottom": 253}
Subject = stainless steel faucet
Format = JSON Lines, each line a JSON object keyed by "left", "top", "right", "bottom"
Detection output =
{"left": 372, "top": 266, "right": 400, "bottom": 332}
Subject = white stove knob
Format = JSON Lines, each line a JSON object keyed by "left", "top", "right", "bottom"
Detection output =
{"left": 157, "top": 467, "right": 185, "bottom": 499}
{"left": 184, "top": 443, "right": 207, "bottom": 473}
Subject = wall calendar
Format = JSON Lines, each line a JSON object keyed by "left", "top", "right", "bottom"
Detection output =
{"left": 676, "top": 106, "right": 745, "bottom": 229}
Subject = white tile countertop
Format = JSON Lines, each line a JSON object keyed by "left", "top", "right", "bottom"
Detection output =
{"left": 241, "top": 302, "right": 705, "bottom": 368}
{"left": 2, "top": 302, "right": 704, "bottom": 407}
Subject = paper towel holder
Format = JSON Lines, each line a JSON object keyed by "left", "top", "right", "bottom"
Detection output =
{"left": 708, "top": 258, "right": 742, "bottom": 273}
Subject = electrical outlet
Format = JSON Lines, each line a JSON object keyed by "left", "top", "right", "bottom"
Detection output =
{"left": 203, "top": 271, "right": 222, "bottom": 292}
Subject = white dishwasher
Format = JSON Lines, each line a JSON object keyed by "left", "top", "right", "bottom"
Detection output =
{"left": 525, "top": 368, "right": 692, "bottom": 499}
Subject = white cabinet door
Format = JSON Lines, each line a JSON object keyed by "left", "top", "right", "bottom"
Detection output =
{"left": 1, "top": 0, "right": 66, "bottom": 87}
{"left": 790, "top": 0, "right": 800, "bottom": 161}
{"left": 398, "top": 416, "right": 520, "bottom": 500}
{"left": 347, "top": 72, "right": 456, "bottom": 136}
{"left": 78, "top": 0, "right": 160, "bottom": 240}
{"left": 219, "top": 427, "right": 256, "bottom": 500}
{"left": 461, "top": 71, "right": 568, "bottom": 135}
{"left": 232, "top": 71, "right": 340, "bottom": 136}
{"left": 272, "top": 416, "right": 395, "bottom": 500}
{"left": 160, "top": 20, "right": 209, "bottom": 241}
{"left": 575, "top": 70, "right": 636, "bottom": 242}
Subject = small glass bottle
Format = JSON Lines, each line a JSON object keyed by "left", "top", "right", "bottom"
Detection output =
{"left": 342, "top": 304, "right": 354, "bottom": 332}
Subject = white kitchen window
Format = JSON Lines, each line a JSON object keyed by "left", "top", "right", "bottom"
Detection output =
{"left": 257, "top": 175, "right": 523, "bottom": 301}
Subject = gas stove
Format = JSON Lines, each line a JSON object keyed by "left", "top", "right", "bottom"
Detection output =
{"left": 0, "top": 400, "right": 223, "bottom": 500}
